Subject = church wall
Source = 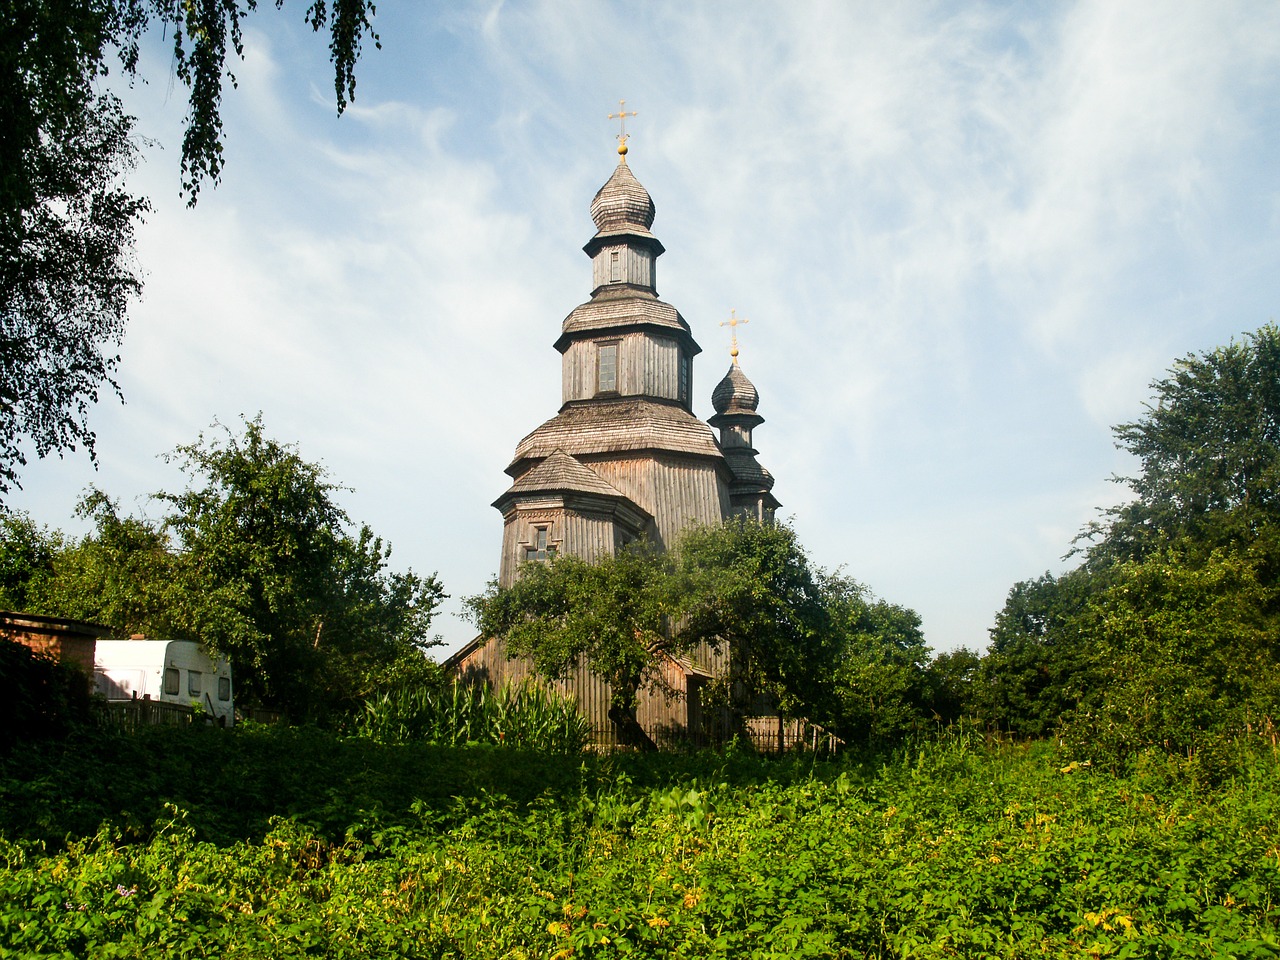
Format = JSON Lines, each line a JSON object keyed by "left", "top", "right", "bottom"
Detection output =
{"left": 578, "top": 457, "right": 654, "bottom": 518}
{"left": 499, "top": 504, "right": 618, "bottom": 587}
{"left": 451, "top": 633, "right": 702, "bottom": 749}
{"left": 591, "top": 244, "right": 654, "bottom": 291}
{"left": 649, "top": 456, "right": 731, "bottom": 547}
{"left": 639, "top": 335, "right": 682, "bottom": 400}
{"left": 561, "top": 333, "right": 682, "bottom": 403}
{"left": 582, "top": 455, "right": 728, "bottom": 551}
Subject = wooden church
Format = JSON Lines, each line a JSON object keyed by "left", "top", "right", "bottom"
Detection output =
{"left": 448, "top": 129, "right": 782, "bottom": 747}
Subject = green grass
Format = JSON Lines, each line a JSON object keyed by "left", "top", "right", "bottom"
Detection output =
{"left": 2, "top": 726, "right": 1279, "bottom": 958}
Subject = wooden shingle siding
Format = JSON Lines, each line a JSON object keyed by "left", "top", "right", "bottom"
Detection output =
{"left": 591, "top": 244, "right": 655, "bottom": 291}
{"left": 557, "top": 293, "right": 692, "bottom": 344}
{"left": 582, "top": 455, "right": 727, "bottom": 549}
{"left": 505, "top": 450, "right": 626, "bottom": 498}
{"left": 576, "top": 458, "right": 654, "bottom": 517}
{"left": 561, "top": 334, "right": 683, "bottom": 403}
{"left": 511, "top": 399, "right": 725, "bottom": 464}
{"left": 499, "top": 505, "right": 620, "bottom": 588}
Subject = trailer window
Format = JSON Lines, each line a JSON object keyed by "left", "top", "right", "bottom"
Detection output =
{"left": 188, "top": 670, "right": 202, "bottom": 696}
{"left": 164, "top": 668, "right": 180, "bottom": 696}
{"left": 218, "top": 676, "right": 231, "bottom": 702}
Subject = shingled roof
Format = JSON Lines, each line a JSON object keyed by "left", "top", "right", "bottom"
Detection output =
{"left": 590, "top": 159, "right": 657, "bottom": 234}
{"left": 503, "top": 449, "right": 626, "bottom": 498}
{"left": 555, "top": 291, "right": 696, "bottom": 351}
{"left": 508, "top": 398, "right": 725, "bottom": 474}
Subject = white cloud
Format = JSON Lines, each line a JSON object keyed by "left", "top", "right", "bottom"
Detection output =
{"left": 10, "top": 0, "right": 1280, "bottom": 655}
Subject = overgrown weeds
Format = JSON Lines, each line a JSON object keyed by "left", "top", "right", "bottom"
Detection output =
{"left": 3, "top": 725, "right": 1280, "bottom": 957}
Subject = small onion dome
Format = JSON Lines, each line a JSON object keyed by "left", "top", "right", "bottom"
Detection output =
{"left": 712, "top": 364, "right": 760, "bottom": 415}
{"left": 590, "top": 161, "right": 656, "bottom": 233}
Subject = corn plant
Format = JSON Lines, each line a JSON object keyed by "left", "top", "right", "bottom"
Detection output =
{"left": 356, "top": 681, "right": 590, "bottom": 754}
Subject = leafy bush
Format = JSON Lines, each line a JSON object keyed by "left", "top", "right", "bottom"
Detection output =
{"left": 4, "top": 728, "right": 1280, "bottom": 958}
{"left": 0, "top": 638, "right": 94, "bottom": 753}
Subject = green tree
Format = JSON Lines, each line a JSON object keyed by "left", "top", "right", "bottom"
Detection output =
{"left": 820, "top": 571, "right": 929, "bottom": 744}
{"left": 156, "top": 415, "right": 444, "bottom": 718}
{"left": 466, "top": 545, "right": 677, "bottom": 749}
{"left": 983, "top": 325, "right": 1280, "bottom": 746}
{"left": 1060, "top": 545, "right": 1280, "bottom": 764}
{"left": 922, "top": 646, "right": 982, "bottom": 726}
{"left": 33, "top": 490, "right": 183, "bottom": 636}
{"left": 1086, "top": 324, "right": 1280, "bottom": 565}
{"left": 0, "top": 68, "right": 145, "bottom": 496}
{"left": 468, "top": 519, "right": 928, "bottom": 747}
{"left": 673, "top": 519, "right": 839, "bottom": 724}
{"left": 1, "top": 0, "right": 378, "bottom": 498}
{"left": 11, "top": 417, "right": 443, "bottom": 720}
{"left": 977, "top": 567, "right": 1099, "bottom": 736}
{"left": 0, "top": 512, "right": 60, "bottom": 610}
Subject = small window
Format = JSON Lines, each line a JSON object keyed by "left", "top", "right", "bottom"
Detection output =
{"left": 188, "top": 670, "right": 202, "bottom": 696}
{"left": 163, "top": 667, "right": 180, "bottom": 696}
{"left": 524, "top": 527, "right": 555, "bottom": 562}
{"left": 218, "top": 676, "right": 232, "bottom": 702}
{"left": 679, "top": 354, "right": 690, "bottom": 405}
{"left": 610, "top": 250, "right": 622, "bottom": 282}
{"left": 597, "top": 342, "right": 618, "bottom": 393}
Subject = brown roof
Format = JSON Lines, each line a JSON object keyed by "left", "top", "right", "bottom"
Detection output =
{"left": 722, "top": 448, "right": 776, "bottom": 491}
{"left": 590, "top": 159, "right": 656, "bottom": 233}
{"left": 505, "top": 450, "right": 626, "bottom": 498}
{"left": 508, "top": 399, "right": 726, "bottom": 473}
{"left": 556, "top": 292, "right": 696, "bottom": 349}
{"left": 0, "top": 611, "right": 112, "bottom": 639}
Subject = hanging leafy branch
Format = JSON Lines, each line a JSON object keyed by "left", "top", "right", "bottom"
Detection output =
{"left": 1, "top": 0, "right": 380, "bottom": 498}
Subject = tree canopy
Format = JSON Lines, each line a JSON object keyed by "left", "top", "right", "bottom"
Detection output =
{"left": 468, "top": 518, "right": 930, "bottom": 747}
{"left": 1086, "top": 323, "right": 1280, "bottom": 564}
{"left": 671, "top": 519, "right": 840, "bottom": 722}
{"left": 980, "top": 325, "right": 1280, "bottom": 760}
{"left": 466, "top": 545, "right": 678, "bottom": 748}
{"left": 1, "top": 0, "right": 379, "bottom": 499}
{"left": 0, "top": 416, "right": 444, "bottom": 721}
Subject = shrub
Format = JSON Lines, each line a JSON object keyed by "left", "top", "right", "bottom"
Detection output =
{"left": 0, "top": 638, "right": 95, "bottom": 752}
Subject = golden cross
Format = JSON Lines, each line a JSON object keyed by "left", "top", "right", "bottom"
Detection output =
{"left": 720, "top": 309, "right": 749, "bottom": 365}
{"left": 608, "top": 100, "right": 638, "bottom": 158}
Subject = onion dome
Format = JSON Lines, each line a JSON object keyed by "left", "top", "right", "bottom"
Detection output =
{"left": 712, "top": 364, "right": 760, "bottom": 415}
{"left": 590, "top": 161, "right": 656, "bottom": 233}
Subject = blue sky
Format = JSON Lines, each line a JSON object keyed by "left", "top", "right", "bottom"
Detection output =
{"left": 10, "top": 1, "right": 1280, "bottom": 656}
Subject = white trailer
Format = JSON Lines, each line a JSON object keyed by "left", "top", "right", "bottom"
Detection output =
{"left": 94, "top": 639, "right": 234, "bottom": 726}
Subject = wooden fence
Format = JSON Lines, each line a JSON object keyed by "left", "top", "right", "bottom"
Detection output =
{"left": 744, "top": 715, "right": 842, "bottom": 754}
{"left": 98, "top": 697, "right": 195, "bottom": 732}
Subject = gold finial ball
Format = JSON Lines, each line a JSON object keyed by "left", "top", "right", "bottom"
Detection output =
{"left": 617, "top": 140, "right": 628, "bottom": 157}
{"left": 730, "top": 345, "right": 739, "bottom": 358}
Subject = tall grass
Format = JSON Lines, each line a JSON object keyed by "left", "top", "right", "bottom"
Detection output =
{"left": 356, "top": 681, "right": 590, "bottom": 754}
